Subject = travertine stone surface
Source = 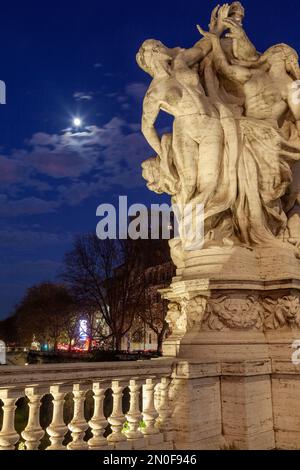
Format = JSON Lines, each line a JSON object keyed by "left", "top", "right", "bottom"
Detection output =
{"left": 138, "top": 3, "right": 300, "bottom": 265}
{"left": 138, "top": 1, "right": 300, "bottom": 451}
{"left": 170, "top": 362, "right": 223, "bottom": 450}
{"left": 221, "top": 375, "right": 275, "bottom": 450}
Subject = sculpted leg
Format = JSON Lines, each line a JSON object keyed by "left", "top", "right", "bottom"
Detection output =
{"left": 172, "top": 119, "right": 198, "bottom": 203}
{"left": 196, "top": 121, "right": 223, "bottom": 205}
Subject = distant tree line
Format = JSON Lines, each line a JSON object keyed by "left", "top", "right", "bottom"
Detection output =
{"left": 0, "top": 235, "right": 174, "bottom": 354}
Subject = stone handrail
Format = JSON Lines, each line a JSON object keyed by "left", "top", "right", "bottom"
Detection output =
{"left": 0, "top": 358, "right": 176, "bottom": 451}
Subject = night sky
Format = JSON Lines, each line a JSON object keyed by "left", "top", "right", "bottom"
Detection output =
{"left": 0, "top": 0, "right": 300, "bottom": 319}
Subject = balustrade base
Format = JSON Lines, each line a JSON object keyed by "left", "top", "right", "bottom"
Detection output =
{"left": 161, "top": 247, "right": 300, "bottom": 450}
{"left": 127, "top": 436, "right": 147, "bottom": 450}
{"left": 0, "top": 362, "right": 177, "bottom": 452}
{"left": 147, "top": 442, "right": 174, "bottom": 450}
{"left": 111, "top": 440, "right": 133, "bottom": 450}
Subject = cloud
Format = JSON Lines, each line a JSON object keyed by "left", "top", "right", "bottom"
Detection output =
{"left": 0, "top": 116, "right": 152, "bottom": 216}
{"left": 0, "top": 155, "right": 30, "bottom": 184}
{"left": 73, "top": 91, "right": 94, "bottom": 101}
{"left": 0, "top": 228, "right": 73, "bottom": 248}
{"left": 27, "top": 146, "right": 94, "bottom": 179}
{"left": 0, "top": 195, "right": 59, "bottom": 216}
{"left": 94, "top": 63, "right": 103, "bottom": 68}
{"left": 126, "top": 82, "right": 147, "bottom": 101}
{"left": 107, "top": 82, "right": 147, "bottom": 112}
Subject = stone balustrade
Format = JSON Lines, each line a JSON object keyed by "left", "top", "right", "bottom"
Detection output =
{"left": 0, "top": 359, "right": 176, "bottom": 451}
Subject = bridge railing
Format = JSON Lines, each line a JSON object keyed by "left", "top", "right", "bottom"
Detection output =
{"left": 0, "top": 359, "right": 176, "bottom": 451}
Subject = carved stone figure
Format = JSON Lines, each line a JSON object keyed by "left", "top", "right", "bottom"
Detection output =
{"left": 137, "top": 5, "right": 300, "bottom": 450}
{"left": 203, "top": 295, "right": 264, "bottom": 331}
{"left": 199, "top": 25, "right": 300, "bottom": 245}
{"left": 137, "top": 2, "right": 300, "bottom": 261}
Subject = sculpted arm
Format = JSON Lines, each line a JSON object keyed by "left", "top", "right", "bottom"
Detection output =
{"left": 177, "top": 39, "right": 212, "bottom": 67}
{"left": 192, "top": 4, "right": 229, "bottom": 57}
{"left": 197, "top": 26, "right": 251, "bottom": 84}
{"left": 287, "top": 85, "right": 300, "bottom": 135}
{"left": 142, "top": 91, "right": 162, "bottom": 156}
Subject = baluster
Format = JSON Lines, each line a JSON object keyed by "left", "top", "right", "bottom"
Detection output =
{"left": 46, "top": 384, "right": 69, "bottom": 450}
{"left": 0, "top": 388, "right": 21, "bottom": 450}
{"left": 142, "top": 378, "right": 163, "bottom": 447}
{"left": 21, "top": 386, "right": 47, "bottom": 450}
{"left": 125, "top": 379, "right": 145, "bottom": 449}
{"left": 88, "top": 382, "right": 109, "bottom": 450}
{"left": 107, "top": 380, "right": 130, "bottom": 449}
{"left": 67, "top": 383, "right": 89, "bottom": 450}
{"left": 156, "top": 378, "right": 173, "bottom": 442}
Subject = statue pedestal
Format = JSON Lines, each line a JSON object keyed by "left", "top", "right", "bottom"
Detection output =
{"left": 163, "top": 245, "right": 300, "bottom": 449}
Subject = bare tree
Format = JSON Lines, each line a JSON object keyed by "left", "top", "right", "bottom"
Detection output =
{"left": 138, "top": 282, "right": 170, "bottom": 355}
{"left": 60, "top": 308, "right": 82, "bottom": 352}
{"left": 138, "top": 261, "right": 175, "bottom": 354}
{"left": 62, "top": 235, "right": 144, "bottom": 351}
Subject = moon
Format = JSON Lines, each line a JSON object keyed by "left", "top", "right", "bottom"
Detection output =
{"left": 73, "top": 117, "right": 82, "bottom": 127}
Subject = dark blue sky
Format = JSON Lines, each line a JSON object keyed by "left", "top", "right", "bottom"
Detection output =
{"left": 0, "top": 0, "right": 300, "bottom": 319}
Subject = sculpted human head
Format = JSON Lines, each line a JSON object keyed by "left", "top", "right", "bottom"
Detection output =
{"left": 238, "top": 43, "right": 300, "bottom": 79}
{"left": 229, "top": 1, "right": 245, "bottom": 25}
{"left": 262, "top": 44, "right": 300, "bottom": 79}
{"left": 141, "top": 158, "right": 164, "bottom": 194}
{"left": 136, "top": 39, "right": 172, "bottom": 77}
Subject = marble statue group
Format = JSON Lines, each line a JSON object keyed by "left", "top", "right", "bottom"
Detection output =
{"left": 137, "top": 2, "right": 300, "bottom": 266}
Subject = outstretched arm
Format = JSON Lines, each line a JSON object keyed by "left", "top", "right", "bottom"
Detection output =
{"left": 191, "top": 4, "right": 230, "bottom": 60}
{"left": 175, "top": 39, "right": 212, "bottom": 68}
{"left": 142, "top": 91, "right": 162, "bottom": 156}
{"left": 197, "top": 26, "right": 251, "bottom": 84}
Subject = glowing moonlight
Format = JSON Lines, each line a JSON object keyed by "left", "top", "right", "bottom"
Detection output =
{"left": 73, "top": 117, "right": 82, "bottom": 127}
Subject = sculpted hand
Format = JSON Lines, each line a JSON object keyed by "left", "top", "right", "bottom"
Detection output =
{"left": 218, "top": 4, "right": 231, "bottom": 24}
{"left": 222, "top": 18, "right": 245, "bottom": 39}
{"left": 209, "top": 4, "right": 230, "bottom": 35}
{"left": 197, "top": 25, "right": 217, "bottom": 42}
{"left": 209, "top": 5, "right": 220, "bottom": 33}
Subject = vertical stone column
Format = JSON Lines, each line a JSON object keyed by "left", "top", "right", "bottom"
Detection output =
{"left": 21, "top": 386, "right": 47, "bottom": 450}
{"left": 156, "top": 378, "right": 173, "bottom": 442}
{"left": 142, "top": 378, "right": 163, "bottom": 448}
{"left": 107, "top": 380, "right": 130, "bottom": 450}
{"left": 46, "top": 384, "right": 70, "bottom": 450}
{"left": 125, "top": 379, "right": 145, "bottom": 449}
{"left": 67, "top": 383, "right": 89, "bottom": 450}
{"left": 88, "top": 382, "right": 109, "bottom": 450}
{"left": 0, "top": 388, "right": 22, "bottom": 450}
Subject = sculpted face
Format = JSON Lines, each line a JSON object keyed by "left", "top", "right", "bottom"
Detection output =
{"left": 263, "top": 44, "right": 300, "bottom": 79}
{"left": 229, "top": 1, "right": 245, "bottom": 25}
{"left": 136, "top": 39, "right": 171, "bottom": 77}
